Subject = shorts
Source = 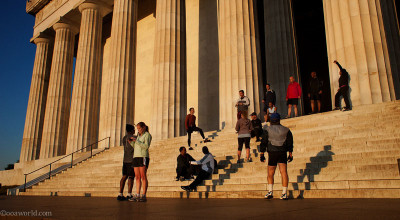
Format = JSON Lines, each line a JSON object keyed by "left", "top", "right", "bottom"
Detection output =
{"left": 122, "top": 162, "right": 135, "bottom": 177}
{"left": 267, "top": 152, "right": 287, "bottom": 166}
{"left": 287, "top": 98, "right": 299, "bottom": 106}
{"left": 238, "top": 137, "right": 250, "bottom": 151}
{"left": 309, "top": 93, "right": 321, "bottom": 100}
{"left": 133, "top": 157, "right": 150, "bottom": 168}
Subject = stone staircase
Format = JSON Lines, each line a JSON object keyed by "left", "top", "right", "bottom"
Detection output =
{"left": 20, "top": 101, "right": 400, "bottom": 198}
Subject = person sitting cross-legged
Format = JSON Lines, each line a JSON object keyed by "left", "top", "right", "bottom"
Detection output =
{"left": 176, "top": 147, "right": 199, "bottom": 181}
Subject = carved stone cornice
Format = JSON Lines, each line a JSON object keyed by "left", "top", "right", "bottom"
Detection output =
{"left": 26, "top": 0, "right": 51, "bottom": 15}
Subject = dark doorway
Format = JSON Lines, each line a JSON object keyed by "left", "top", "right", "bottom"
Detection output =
{"left": 292, "top": 0, "right": 331, "bottom": 114}
{"left": 396, "top": 0, "right": 400, "bottom": 25}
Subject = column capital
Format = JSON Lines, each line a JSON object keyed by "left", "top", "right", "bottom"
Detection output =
{"left": 53, "top": 21, "right": 79, "bottom": 34}
{"left": 78, "top": 0, "right": 112, "bottom": 16}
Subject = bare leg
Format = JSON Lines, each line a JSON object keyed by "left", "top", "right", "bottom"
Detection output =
{"left": 278, "top": 163, "right": 289, "bottom": 187}
{"left": 140, "top": 166, "right": 148, "bottom": 194}
{"left": 128, "top": 178, "right": 133, "bottom": 194}
{"left": 119, "top": 175, "right": 127, "bottom": 194}
{"left": 268, "top": 166, "right": 276, "bottom": 184}
{"left": 134, "top": 167, "right": 141, "bottom": 195}
{"left": 246, "top": 148, "right": 250, "bottom": 160}
{"left": 310, "top": 100, "right": 315, "bottom": 113}
{"left": 317, "top": 100, "right": 321, "bottom": 112}
{"left": 294, "top": 105, "right": 298, "bottom": 117}
{"left": 237, "top": 151, "right": 242, "bottom": 161}
{"left": 288, "top": 104, "right": 292, "bottom": 118}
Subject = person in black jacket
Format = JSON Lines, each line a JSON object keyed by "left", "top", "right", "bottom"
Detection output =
{"left": 308, "top": 72, "right": 323, "bottom": 113}
{"left": 176, "top": 147, "right": 197, "bottom": 181}
{"left": 250, "top": 112, "right": 262, "bottom": 142}
{"left": 260, "top": 113, "right": 293, "bottom": 200}
{"left": 333, "top": 60, "right": 351, "bottom": 111}
{"left": 262, "top": 84, "right": 276, "bottom": 113}
{"left": 117, "top": 124, "right": 136, "bottom": 201}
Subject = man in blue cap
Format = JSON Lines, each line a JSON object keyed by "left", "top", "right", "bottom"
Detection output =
{"left": 260, "top": 113, "right": 294, "bottom": 200}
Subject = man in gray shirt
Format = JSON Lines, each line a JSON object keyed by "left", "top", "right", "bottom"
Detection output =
{"left": 117, "top": 124, "right": 136, "bottom": 201}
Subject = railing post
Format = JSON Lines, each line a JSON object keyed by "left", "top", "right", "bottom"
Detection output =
{"left": 24, "top": 174, "right": 27, "bottom": 192}
{"left": 49, "top": 164, "right": 51, "bottom": 179}
{"left": 91, "top": 144, "right": 93, "bottom": 158}
{"left": 71, "top": 153, "right": 74, "bottom": 168}
{"left": 108, "top": 137, "right": 110, "bottom": 149}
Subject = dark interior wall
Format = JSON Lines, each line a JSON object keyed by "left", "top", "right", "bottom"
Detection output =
{"left": 292, "top": 0, "right": 331, "bottom": 113}
{"left": 198, "top": 0, "right": 219, "bottom": 131}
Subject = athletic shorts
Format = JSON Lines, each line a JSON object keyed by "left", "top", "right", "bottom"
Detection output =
{"left": 310, "top": 93, "right": 321, "bottom": 100}
{"left": 122, "top": 162, "right": 135, "bottom": 177}
{"left": 133, "top": 157, "right": 150, "bottom": 168}
{"left": 267, "top": 152, "right": 287, "bottom": 166}
{"left": 238, "top": 137, "right": 251, "bottom": 151}
{"left": 287, "top": 98, "right": 299, "bottom": 106}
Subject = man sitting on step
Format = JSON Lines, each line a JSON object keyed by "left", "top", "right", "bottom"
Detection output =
{"left": 185, "top": 107, "right": 211, "bottom": 150}
{"left": 181, "top": 146, "right": 215, "bottom": 191}
{"left": 176, "top": 147, "right": 199, "bottom": 181}
{"left": 260, "top": 113, "right": 294, "bottom": 200}
{"left": 117, "top": 124, "right": 136, "bottom": 201}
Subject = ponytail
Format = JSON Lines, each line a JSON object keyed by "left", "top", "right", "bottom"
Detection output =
{"left": 137, "top": 122, "right": 149, "bottom": 133}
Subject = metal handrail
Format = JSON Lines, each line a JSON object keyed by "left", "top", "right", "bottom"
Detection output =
{"left": 23, "top": 137, "right": 111, "bottom": 192}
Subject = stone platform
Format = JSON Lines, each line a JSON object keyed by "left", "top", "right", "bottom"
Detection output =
{"left": 17, "top": 101, "right": 400, "bottom": 198}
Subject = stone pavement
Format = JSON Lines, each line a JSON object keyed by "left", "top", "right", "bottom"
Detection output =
{"left": 1, "top": 196, "right": 400, "bottom": 220}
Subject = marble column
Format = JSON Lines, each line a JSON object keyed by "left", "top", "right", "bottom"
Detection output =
{"left": 263, "top": 0, "right": 300, "bottom": 116}
{"left": 66, "top": 2, "right": 104, "bottom": 154}
{"left": 98, "top": 0, "right": 137, "bottom": 147}
{"left": 40, "top": 22, "right": 77, "bottom": 159}
{"left": 20, "top": 37, "right": 53, "bottom": 162}
{"left": 323, "top": 0, "right": 394, "bottom": 107}
{"left": 151, "top": 0, "right": 187, "bottom": 140}
{"left": 218, "top": 0, "right": 262, "bottom": 128}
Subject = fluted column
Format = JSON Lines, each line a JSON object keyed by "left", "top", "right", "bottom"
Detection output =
{"left": 66, "top": 2, "right": 104, "bottom": 154}
{"left": 151, "top": 0, "right": 187, "bottom": 140}
{"left": 263, "top": 0, "right": 300, "bottom": 115}
{"left": 218, "top": 0, "right": 262, "bottom": 128}
{"left": 40, "top": 22, "right": 77, "bottom": 159}
{"left": 20, "top": 37, "right": 53, "bottom": 162}
{"left": 323, "top": 0, "right": 395, "bottom": 107}
{"left": 98, "top": 0, "right": 137, "bottom": 147}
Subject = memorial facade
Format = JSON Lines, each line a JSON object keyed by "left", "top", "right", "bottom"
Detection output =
{"left": 20, "top": 0, "right": 400, "bottom": 162}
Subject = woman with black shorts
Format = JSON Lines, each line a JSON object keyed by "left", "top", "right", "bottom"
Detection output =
{"left": 128, "top": 122, "right": 152, "bottom": 202}
{"left": 235, "top": 111, "right": 253, "bottom": 163}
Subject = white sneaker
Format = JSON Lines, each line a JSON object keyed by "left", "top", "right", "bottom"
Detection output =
{"left": 280, "top": 193, "right": 288, "bottom": 200}
{"left": 264, "top": 191, "right": 273, "bottom": 199}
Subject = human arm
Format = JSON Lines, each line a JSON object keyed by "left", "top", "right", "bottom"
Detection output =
{"left": 297, "top": 83, "right": 302, "bottom": 98}
{"left": 334, "top": 60, "right": 344, "bottom": 71}
{"left": 185, "top": 115, "right": 189, "bottom": 130}
{"left": 235, "top": 120, "right": 240, "bottom": 132}
{"left": 135, "top": 133, "right": 151, "bottom": 151}
{"left": 244, "top": 97, "right": 250, "bottom": 107}
{"left": 190, "top": 154, "right": 212, "bottom": 165}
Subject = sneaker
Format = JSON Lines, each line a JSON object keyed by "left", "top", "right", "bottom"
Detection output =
{"left": 189, "top": 147, "right": 194, "bottom": 150}
{"left": 246, "top": 158, "right": 253, "bottom": 163}
{"left": 237, "top": 159, "right": 241, "bottom": 164}
{"left": 128, "top": 194, "right": 138, "bottom": 202}
{"left": 126, "top": 194, "right": 133, "bottom": 200}
{"left": 333, "top": 107, "right": 340, "bottom": 111}
{"left": 280, "top": 193, "right": 288, "bottom": 200}
{"left": 264, "top": 191, "right": 273, "bottom": 199}
{"left": 342, "top": 107, "right": 351, "bottom": 111}
{"left": 138, "top": 195, "right": 147, "bottom": 202}
{"left": 181, "top": 186, "right": 191, "bottom": 192}
{"left": 204, "top": 138, "right": 211, "bottom": 143}
{"left": 179, "top": 176, "right": 185, "bottom": 182}
{"left": 117, "top": 195, "right": 126, "bottom": 201}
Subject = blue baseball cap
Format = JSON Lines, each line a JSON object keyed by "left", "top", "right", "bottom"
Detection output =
{"left": 270, "top": 113, "right": 281, "bottom": 121}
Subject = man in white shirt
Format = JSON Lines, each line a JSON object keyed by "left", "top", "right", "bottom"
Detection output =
{"left": 235, "top": 90, "right": 250, "bottom": 120}
{"left": 181, "top": 146, "right": 215, "bottom": 191}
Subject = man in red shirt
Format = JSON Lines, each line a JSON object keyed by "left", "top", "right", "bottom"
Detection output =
{"left": 286, "top": 76, "right": 302, "bottom": 118}
{"left": 185, "top": 108, "right": 210, "bottom": 150}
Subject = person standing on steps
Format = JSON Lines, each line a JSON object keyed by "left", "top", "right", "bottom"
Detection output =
{"left": 117, "top": 124, "right": 136, "bottom": 201}
{"left": 260, "top": 113, "right": 294, "bottom": 200}
{"left": 308, "top": 71, "right": 323, "bottom": 114}
{"left": 185, "top": 108, "right": 211, "bottom": 150}
{"left": 235, "top": 90, "right": 250, "bottom": 120}
{"left": 262, "top": 84, "right": 276, "bottom": 114}
{"left": 286, "top": 76, "right": 302, "bottom": 118}
{"left": 333, "top": 60, "right": 351, "bottom": 111}
{"left": 235, "top": 111, "right": 253, "bottom": 163}
{"left": 250, "top": 112, "right": 262, "bottom": 142}
{"left": 181, "top": 146, "right": 215, "bottom": 192}
{"left": 128, "top": 122, "right": 152, "bottom": 202}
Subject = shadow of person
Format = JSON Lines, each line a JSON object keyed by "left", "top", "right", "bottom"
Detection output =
{"left": 291, "top": 145, "right": 335, "bottom": 198}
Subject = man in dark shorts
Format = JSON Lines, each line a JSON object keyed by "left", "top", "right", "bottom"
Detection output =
{"left": 333, "top": 60, "right": 351, "bottom": 111}
{"left": 250, "top": 112, "right": 262, "bottom": 142}
{"left": 185, "top": 108, "right": 210, "bottom": 150}
{"left": 286, "top": 76, "right": 302, "bottom": 118}
{"left": 308, "top": 72, "right": 323, "bottom": 113}
{"left": 117, "top": 124, "right": 136, "bottom": 201}
{"left": 260, "top": 113, "right": 293, "bottom": 200}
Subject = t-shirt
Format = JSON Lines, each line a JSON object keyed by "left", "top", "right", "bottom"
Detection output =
{"left": 122, "top": 134, "right": 135, "bottom": 163}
